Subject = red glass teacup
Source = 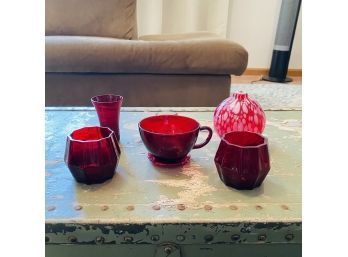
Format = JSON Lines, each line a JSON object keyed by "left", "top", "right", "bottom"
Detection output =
{"left": 91, "top": 94, "right": 123, "bottom": 141}
{"left": 64, "top": 126, "right": 121, "bottom": 184}
{"left": 214, "top": 131, "right": 270, "bottom": 190}
{"left": 139, "top": 115, "right": 213, "bottom": 163}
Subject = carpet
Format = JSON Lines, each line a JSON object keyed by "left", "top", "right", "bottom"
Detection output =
{"left": 230, "top": 83, "right": 302, "bottom": 110}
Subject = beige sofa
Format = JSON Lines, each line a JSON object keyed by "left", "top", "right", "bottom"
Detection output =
{"left": 45, "top": 0, "right": 248, "bottom": 107}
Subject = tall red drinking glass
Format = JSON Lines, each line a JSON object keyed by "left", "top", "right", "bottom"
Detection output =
{"left": 64, "top": 126, "right": 121, "bottom": 184}
{"left": 214, "top": 131, "right": 270, "bottom": 190}
{"left": 91, "top": 94, "right": 123, "bottom": 141}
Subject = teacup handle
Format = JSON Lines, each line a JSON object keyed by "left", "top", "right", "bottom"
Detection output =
{"left": 193, "top": 126, "right": 213, "bottom": 149}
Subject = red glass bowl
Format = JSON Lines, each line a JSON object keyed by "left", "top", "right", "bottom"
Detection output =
{"left": 139, "top": 115, "right": 212, "bottom": 163}
{"left": 64, "top": 126, "right": 121, "bottom": 184}
{"left": 214, "top": 131, "right": 270, "bottom": 190}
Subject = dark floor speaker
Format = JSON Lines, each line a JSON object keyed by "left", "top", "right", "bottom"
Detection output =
{"left": 263, "top": 0, "right": 301, "bottom": 83}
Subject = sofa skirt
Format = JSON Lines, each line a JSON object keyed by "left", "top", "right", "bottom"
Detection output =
{"left": 45, "top": 73, "right": 231, "bottom": 107}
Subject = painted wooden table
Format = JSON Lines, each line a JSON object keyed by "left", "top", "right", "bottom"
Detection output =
{"left": 45, "top": 107, "right": 302, "bottom": 257}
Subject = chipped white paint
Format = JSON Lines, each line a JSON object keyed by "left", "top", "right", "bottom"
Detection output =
{"left": 123, "top": 123, "right": 138, "bottom": 131}
{"left": 267, "top": 119, "right": 302, "bottom": 133}
{"left": 146, "top": 162, "right": 217, "bottom": 206}
{"left": 51, "top": 195, "right": 64, "bottom": 200}
{"left": 45, "top": 160, "right": 63, "bottom": 166}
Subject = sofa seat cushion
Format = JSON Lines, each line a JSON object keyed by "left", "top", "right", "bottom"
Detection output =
{"left": 46, "top": 34, "right": 248, "bottom": 75}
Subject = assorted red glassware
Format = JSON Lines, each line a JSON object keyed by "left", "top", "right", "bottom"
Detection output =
{"left": 64, "top": 126, "right": 121, "bottom": 184}
{"left": 62, "top": 94, "right": 271, "bottom": 190}
{"left": 213, "top": 91, "right": 266, "bottom": 138}
{"left": 91, "top": 94, "right": 123, "bottom": 141}
{"left": 138, "top": 115, "right": 213, "bottom": 165}
{"left": 214, "top": 131, "right": 270, "bottom": 190}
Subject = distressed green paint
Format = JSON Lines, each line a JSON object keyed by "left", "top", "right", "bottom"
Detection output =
{"left": 46, "top": 108, "right": 301, "bottom": 223}
{"left": 46, "top": 108, "right": 301, "bottom": 256}
{"left": 46, "top": 222, "right": 301, "bottom": 245}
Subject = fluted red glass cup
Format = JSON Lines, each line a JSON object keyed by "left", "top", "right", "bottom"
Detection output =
{"left": 214, "top": 131, "right": 270, "bottom": 190}
{"left": 64, "top": 126, "right": 121, "bottom": 184}
{"left": 139, "top": 115, "right": 213, "bottom": 163}
{"left": 91, "top": 94, "right": 123, "bottom": 141}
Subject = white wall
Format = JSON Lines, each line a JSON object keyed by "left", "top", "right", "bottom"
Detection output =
{"left": 137, "top": 0, "right": 230, "bottom": 36}
{"left": 137, "top": 0, "right": 302, "bottom": 69}
{"left": 137, "top": 0, "right": 163, "bottom": 34}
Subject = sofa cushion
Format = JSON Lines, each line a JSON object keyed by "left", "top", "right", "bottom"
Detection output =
{"left": 45, "top": 34, "right": 248, "bottom": 75}
{"left": 45, "top": 0, "right": 137, "bottom": 39}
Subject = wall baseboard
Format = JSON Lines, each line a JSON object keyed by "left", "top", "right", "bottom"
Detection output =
{"left": 242, "top": 68, "right": 302, "bottom": 77}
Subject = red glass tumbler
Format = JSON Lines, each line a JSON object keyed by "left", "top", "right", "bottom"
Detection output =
{"left": 64, "top": 126, "right": 121, "bottom": 184}
{"left": 214, "top": 131, "right": 270, "bottom": 190}
{"left": 91, "top": 94, "right": 123, "bottom": 141}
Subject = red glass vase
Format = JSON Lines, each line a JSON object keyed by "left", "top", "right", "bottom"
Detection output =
{"left": 64, "top": 126, "right": 121, "bottom": 184}
{"left": 214, "top": 131, "right": 270, "bottom": 190}
{"left": 91, "top": 94, "right": 123, "bottom": 141}
{"left": 213, "top": 92, "right": 266, "bottom": 138}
